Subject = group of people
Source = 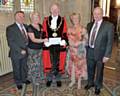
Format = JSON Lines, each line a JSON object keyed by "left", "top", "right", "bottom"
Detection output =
{"left": 6, "top": 3, "right": 114, "bottom": 95}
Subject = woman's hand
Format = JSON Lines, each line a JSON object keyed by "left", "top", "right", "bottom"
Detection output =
{"left": 43, "top": 38, "right": 48, "bottom": 43}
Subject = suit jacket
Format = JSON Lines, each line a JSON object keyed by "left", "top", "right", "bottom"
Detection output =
{"left": 6, "top": 23, "right": 28, "bottom": 59}
{"left": 87, "top": 20, "right": 114, "bottom": 61}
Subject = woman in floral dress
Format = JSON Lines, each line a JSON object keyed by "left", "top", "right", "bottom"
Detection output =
{"left": 67, "top": 13, "right": 88, "bottom": 89}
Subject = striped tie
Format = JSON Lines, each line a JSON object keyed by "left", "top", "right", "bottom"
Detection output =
{"left": 90, "top": 22, "right": 98, "bottom": 46}
{"left": 20, "top": 24, "right": 28, "bottom": 45}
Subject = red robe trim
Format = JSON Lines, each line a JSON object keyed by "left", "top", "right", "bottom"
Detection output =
{"left": 42, "top": 16, "right": 67, "bottom": 74}
{"left": 42, "top": 50, "right": 66, "bottom": 73}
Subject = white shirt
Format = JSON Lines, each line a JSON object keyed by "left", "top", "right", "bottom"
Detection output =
{"left": 50, "top": 15, "right": 58, "bottom": 29}
{"left": 89, "top": 19, "right": 103, "bottom": 48}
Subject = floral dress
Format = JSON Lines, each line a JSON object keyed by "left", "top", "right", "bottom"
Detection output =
{"left": 67, "top": 26, "right": 88, "bottom": 80}
{"left": 27, "top": 24, "right": 44, "bottom": 84}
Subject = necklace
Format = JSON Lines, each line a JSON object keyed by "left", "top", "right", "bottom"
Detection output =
{"left": 48, "top": 17, "right": 63, "bottom": 37}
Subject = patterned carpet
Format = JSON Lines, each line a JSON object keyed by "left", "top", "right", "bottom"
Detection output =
{"left": 0, "top": 73, "right": 118, "bottom": 96}
{"left": 1, "top": 44, "right": 120, "bottom": 96}
{"left": 0, "top": 62, "right": 120, "bottom": 95}
{"left": 0, "top": 80, "right": 111, "bottom": 96}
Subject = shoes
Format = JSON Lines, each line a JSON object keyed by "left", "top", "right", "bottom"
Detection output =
{"left": 84, "top": 84, "right": 94, "bottom": 90}
{"left": 46, "top": 81, "right": 52, "bottom": 87}
{"left": 17, "top": 85, "right": 22, "bottom": 90}
{"left": 95, "top": 88, "right": 100, "bottom": 95}
{"left": 24, "top": 80, "right": 31, "bottom": 85}
{"left": 69, "top": 82, "right": 75, "bottom": 87}
{"left": 56, "top": 81, "right": 62, "bottom": 87}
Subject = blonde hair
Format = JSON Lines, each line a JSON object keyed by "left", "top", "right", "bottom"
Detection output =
{"left": 29, "top": 12, "right": 40, "bottom": 22}
{"left": 70, "top": 13, "right": 81, "bottom": 25}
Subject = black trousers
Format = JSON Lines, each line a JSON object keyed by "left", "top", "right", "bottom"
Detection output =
{"left": 87, "top": 47, "right": 104, "bottom": 89}
{"left": 46, "top": 45, "right": 61, "bottom": 81}
{"left": 11, "top": 55, "right": 28, "bottom": 86}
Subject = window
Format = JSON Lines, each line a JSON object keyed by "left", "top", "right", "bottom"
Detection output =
{"left": 0, "top": 0, "right": 13, "bottom": 11}
{"left": 20, "top": 0, "right": 34, "bottom": 12}
{"left": 99, "top": 0, "right": 110, "bottom": 17}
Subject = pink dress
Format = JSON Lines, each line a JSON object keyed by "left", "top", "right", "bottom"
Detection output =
{"left": 67, "top": 27, "right": 88, "bottom": 80}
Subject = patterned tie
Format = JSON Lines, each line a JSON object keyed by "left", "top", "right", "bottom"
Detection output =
{"left": 90, "top": 22, "right": 98, "bottom": 46}
{"left": 20, "top": 24, "right": 28, "bottom": 45}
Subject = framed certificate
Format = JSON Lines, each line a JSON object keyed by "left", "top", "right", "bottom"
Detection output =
{"left": 49, "top": 37, "right": 61, "bottom": 45}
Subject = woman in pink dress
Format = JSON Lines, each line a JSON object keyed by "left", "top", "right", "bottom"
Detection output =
{"left": 67, "top": 13, "right": 88, "bottom": 89}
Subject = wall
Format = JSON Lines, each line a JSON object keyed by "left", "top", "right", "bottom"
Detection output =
{"left": 0, "top": 0, "right": 91, "bottom": 32}
{"left": 40, "top": 0, "right": 91, "bottom": 26}
{"left": 0, "top": 0, "right": 91, "bottom": 75}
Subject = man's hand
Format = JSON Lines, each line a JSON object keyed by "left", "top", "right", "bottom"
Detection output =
{"left": 102, "top": 57, "right": 109, "bottom": 63}
{"left": 44, "top": 42, "right": 51, "bottom": 47}
{"left": 21, "top": 50, "right": 26, "bottom": 55}
{"left": 43, "top": 38, "right": 48, "bottom": 43}
{"left": 60, "top": 40, "right": 66, "bottom": 46}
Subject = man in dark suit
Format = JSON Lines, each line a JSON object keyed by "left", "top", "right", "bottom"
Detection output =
{"left": 84, "top": 7, "right": 114, "bottom": 95}
{"left": 42, "top": 3, "right": 68, "bottom": 87}
{"left": 6, "top": 11, "right": 30, "bottom": 90}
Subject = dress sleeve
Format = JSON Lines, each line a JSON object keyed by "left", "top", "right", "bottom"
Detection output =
{"left": 27, "top": 25, "right": 34, "bottom": 33}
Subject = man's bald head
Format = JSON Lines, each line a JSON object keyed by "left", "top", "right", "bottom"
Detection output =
{"left": 93, "top": 7, "right": 103, "bottom": 22}
{"left": 50, "top": 3, "right": 60, "bottom": 17}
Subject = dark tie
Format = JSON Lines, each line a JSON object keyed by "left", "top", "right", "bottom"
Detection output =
{"left": 90, "top": 22, "right": 98, "bottom": 46}
{"left": 20, "top": 24, "right": 28, "bottom": 45}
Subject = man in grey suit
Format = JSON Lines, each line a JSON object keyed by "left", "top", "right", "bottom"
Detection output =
{"left": 6, "top": 11, "right": 30, "bottom": 90}
{"left": 84, "top": 7, "right": 114, "bottom": 95}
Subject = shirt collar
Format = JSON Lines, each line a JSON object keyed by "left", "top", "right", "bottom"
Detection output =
{"left": 16, "top": 22, "right": 20, "bottom": 26}
{"left": 16, "top": 22, "right": 24, "bottom": 27}
{"left": 52, "top": 15, "right": 58, "bottom": 19}
{"left": 95, "top": 19, "right": 103, "bottom": 25}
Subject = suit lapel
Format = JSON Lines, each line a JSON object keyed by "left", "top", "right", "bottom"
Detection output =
{"left": 57, "top": 16, "right": 61, "bottom": 27}
{"left": 48, "top": 16, "right": 52, "bottom": 25}
{"left": 14, "top": 23, "right": 22, "bottom": 34}
{"left": 13, "top": 23, "right": 25, "bottom": 40}
{"left": 94, "top": 20, "right": 106, "bottom": 46}
{"left": 48, "top": 15, "right": 62, "bottom": 29}
{"left": 96, "top": 21, "right": 105, "bottom": 39}
{"left": 88, "top": 22, "right": 94, "bottom": 36}
{"left": 48, "top": 15, "right": 61, "bottom": 27}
